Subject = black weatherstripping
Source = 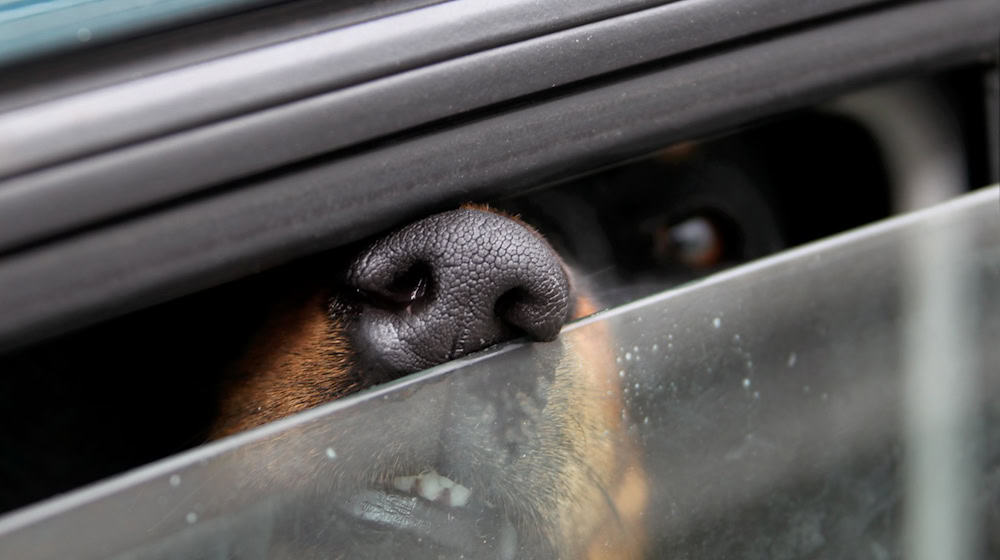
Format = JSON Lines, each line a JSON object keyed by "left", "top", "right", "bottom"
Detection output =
{"left": 0, "top": 0, "right": 670, "bottom": 179}
{"left": 0, "top": 0, "right": 446, "bottom": 111}
{"left": 0, "top": 0, "right": 997, "bottom": 351}
{"left": 0, "top": 0, "right": 888, "bottom": 255}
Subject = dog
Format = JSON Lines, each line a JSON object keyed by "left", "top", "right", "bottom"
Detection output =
{"left": 189, "top": 142, "right": 799, "bottom": 556}
{"left": 205, "top": 204, "right": 648, "bottom": 559}
{"left": 0, "top": 142, "right": 799, "bottom": 558}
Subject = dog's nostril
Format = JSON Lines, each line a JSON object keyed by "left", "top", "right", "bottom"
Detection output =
{"left": 358, "top": 262, "right": 433, "bottom": 312}
{"left": 347, "top": 208, "right": 571, "bottom": 377}
{"left": 494, "top": 285, "right": 564, "bottom": 342}
{"left": 494, "top": 287, "right": 530, "bottom": 335}
{"left": 494, "top": 287, "right": 529, "bottom": 329}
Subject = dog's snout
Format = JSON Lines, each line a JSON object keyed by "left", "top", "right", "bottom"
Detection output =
{"left": 346, "top": 208, "right": 571, "bottom": 378}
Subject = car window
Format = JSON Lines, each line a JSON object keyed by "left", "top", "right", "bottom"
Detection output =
{"left": 0, "top": 185, "right": 995, "bottom": 559}
{"left": 0, "top": 0, "right": 280, "bottom": 66}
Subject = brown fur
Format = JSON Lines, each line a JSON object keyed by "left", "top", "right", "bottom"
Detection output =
{"left": 211, "top": 288, "right": 354, "bottom": 438}
{"left": 549, "top": 298, "right": 648, "bottom": 559}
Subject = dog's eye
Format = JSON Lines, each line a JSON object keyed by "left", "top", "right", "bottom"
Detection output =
{"left": 652, "top": 213, "right": 741, "bottom": 270}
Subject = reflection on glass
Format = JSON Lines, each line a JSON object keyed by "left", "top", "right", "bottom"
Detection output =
{"left": 0, "top": 188, "right": 997, "bottom": 558}
{"left": 0, "top": 0, "right": 272, "bottom": 66}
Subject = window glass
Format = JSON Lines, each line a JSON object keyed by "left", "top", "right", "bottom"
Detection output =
{"left": 0, "top": 186, "right": 995, "bottom": 559}
{"left": 0, "top": 0, "right": 275, "bottom": 66}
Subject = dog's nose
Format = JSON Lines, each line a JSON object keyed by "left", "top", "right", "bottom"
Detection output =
{"left": 346, "top": 207, "right": 571, "bottom": 378}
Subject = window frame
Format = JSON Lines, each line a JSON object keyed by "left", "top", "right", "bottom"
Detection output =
{"left": 0, "top": 0, "right": 996, "bottom": 351}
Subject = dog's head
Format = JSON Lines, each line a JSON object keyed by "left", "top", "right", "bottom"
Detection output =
{"left": 203, "top": 146, "right": 792, "bottom": 557}
{"left": 209, "top": 204, "right": 645, "bottom": 558}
